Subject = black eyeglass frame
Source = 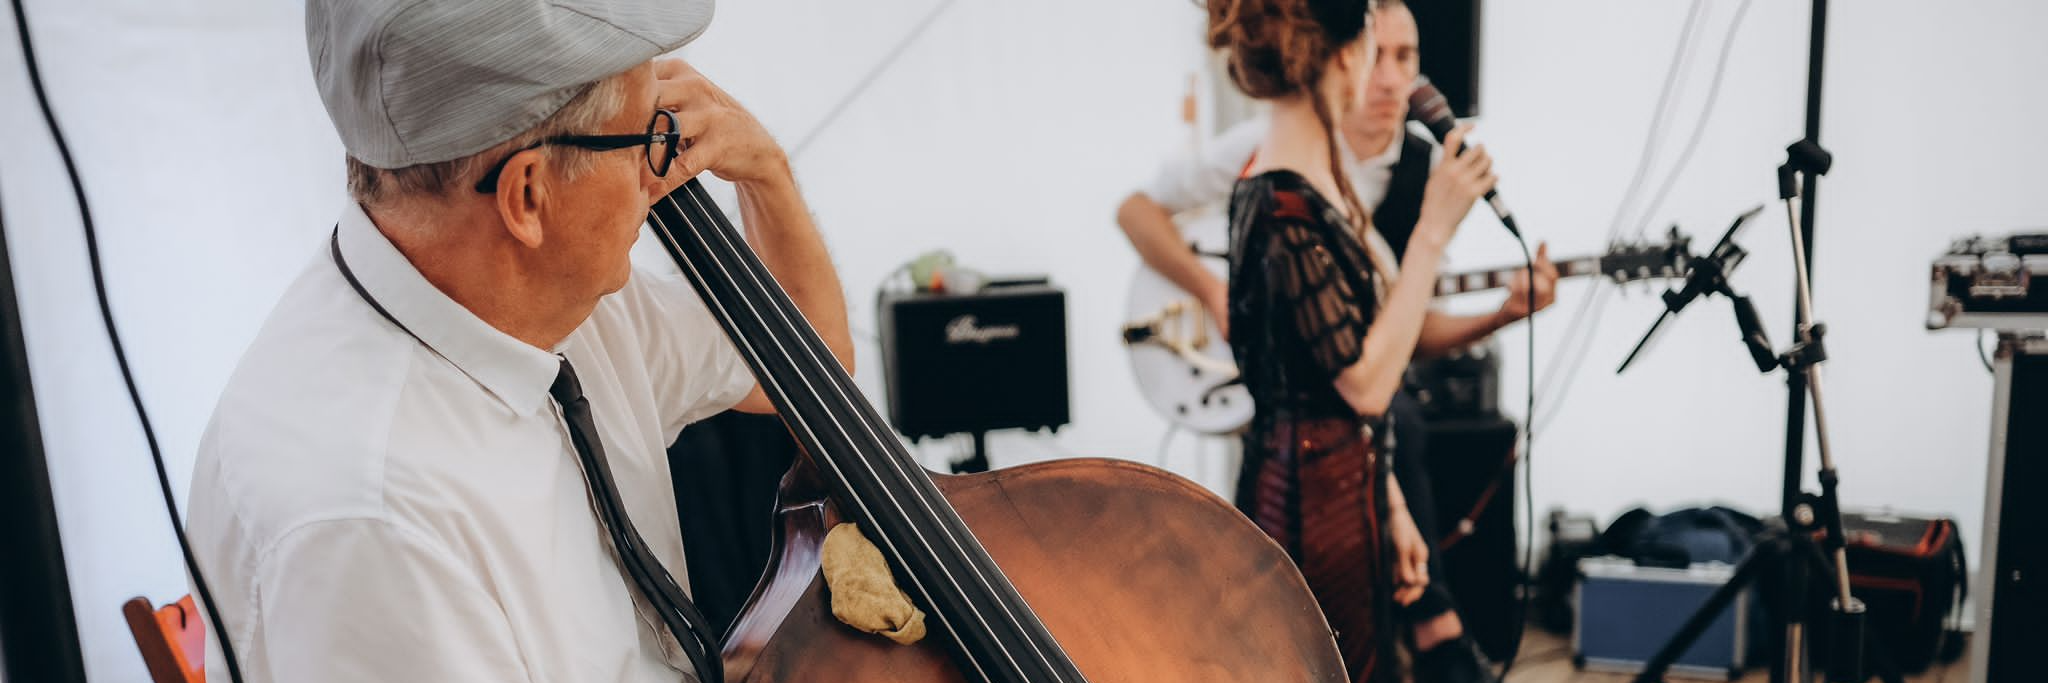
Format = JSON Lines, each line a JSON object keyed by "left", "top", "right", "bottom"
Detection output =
{"left": 473, "top": 109, "right": 681, "bottom": 193}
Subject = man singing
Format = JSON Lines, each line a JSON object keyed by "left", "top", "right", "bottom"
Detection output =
{"left": 1117, "top": 2, "right": 1554, "bottom": 681}
{"left": 186, "top": 1, "right": 850, "bottom": 681}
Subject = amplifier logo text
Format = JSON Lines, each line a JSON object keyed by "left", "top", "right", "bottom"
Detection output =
{"left": 945, "top": 315, "right": 1021, "bottom": 344}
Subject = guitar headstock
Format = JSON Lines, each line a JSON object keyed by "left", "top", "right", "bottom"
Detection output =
{"left": 1599, "top": 232, "right": 1692, "bottom": 285}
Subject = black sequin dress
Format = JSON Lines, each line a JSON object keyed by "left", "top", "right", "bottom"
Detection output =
{"left": 1226, "top": 170, "right": 1397, "bottom": 683}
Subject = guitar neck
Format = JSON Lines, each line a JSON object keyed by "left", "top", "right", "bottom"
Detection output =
{"left": 1433, "top": 256, "right": 1604, "bottom": 296}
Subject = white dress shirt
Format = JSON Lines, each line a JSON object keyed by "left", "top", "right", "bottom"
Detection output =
{"left": 186, "top": 202, "right": 753, "bottom": 682}
{"left": 1139, "top": 117, "right": 1425, "bottom": 217}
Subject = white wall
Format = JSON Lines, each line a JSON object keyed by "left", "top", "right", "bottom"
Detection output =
{"left": 1475, "top": 0, "right": 2046, "bottom": 570}
{"left": 2, "top": 1, "right": 2042, "bottom": 680}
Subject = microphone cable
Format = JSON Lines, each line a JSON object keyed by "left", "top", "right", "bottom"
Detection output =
{"left": 7, "top": 3, "right": 246, "bottom": 682}
{"left": 1493, "top": 230, "right": 1538, "bottom": 681}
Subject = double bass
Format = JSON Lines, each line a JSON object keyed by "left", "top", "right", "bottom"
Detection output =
{"left": 647, "top": 179, "right": 1346, "bottom": 682}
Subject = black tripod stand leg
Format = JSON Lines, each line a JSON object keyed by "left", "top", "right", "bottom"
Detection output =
{"left": 1631, "top": 541, "right": 1779, "bottom": 683}
{"left": 1795, "top": 544, "right": 1903, "bottom": 683}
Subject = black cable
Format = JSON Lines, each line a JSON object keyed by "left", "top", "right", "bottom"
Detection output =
{"left": 7, "top": 4, "right": 245, "bottom": 682}
{"left": 1494, "top": 235, "right": 1538, "bottom": 680}
{"left": 1976, "top": 329, "right": 1994, "bottom": 373}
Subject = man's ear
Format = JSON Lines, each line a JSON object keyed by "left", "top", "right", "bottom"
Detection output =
{"left": 1340, "top": 40, "right": 1367, "bottom": 79}
{"left": 494, "top": 150, "right": 548, "bottom": 249}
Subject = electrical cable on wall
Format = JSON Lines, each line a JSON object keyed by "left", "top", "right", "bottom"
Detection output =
{"left": 1538, "top": 0, "right": 1707, "bottom": 431}
{"left": 1627, "top": 0, "right": 1757, "bottom": 241}
{"left": 7, "top": 3, "right": 246, "bottom": 681}
{"left": 1534, "top": 0, "right": 1752, "bottom": 435}
{"left": 1604, "top": 0, "right": 1707, "bottom": 243}
{"left": 789, "top": 0, "right": 961, "bottom": 160}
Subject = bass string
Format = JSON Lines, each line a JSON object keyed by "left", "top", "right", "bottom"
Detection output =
{"left": 647, "top": 184, "right": 1068, "bottom": 682}
{"left": 662, "top": 186, "right": 1068, "bottom": 681}
{"left": 645, "top": 196, "right": 998, "bottom": 677}
{"left": 672, "top": 182, "right": 1073, "bottom": 679}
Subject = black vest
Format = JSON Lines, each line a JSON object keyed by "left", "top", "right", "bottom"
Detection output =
{"left": 1370, "top": 131, "right": 1435, "bottom": 264}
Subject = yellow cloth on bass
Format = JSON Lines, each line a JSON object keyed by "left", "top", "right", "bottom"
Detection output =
{"left": 821, "top": 523, "right": 928, "bottom": 645}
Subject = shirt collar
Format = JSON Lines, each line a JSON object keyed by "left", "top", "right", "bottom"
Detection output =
{"left": 1354, "top": 129, "right": 1405, "bottom": 171}
{"left": 336, "top": 203, "right": 564, "bottom": 416}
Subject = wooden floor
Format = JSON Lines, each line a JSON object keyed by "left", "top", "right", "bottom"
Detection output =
{"left": 1495, "top": 627, "right": 1972, "bottom": 683}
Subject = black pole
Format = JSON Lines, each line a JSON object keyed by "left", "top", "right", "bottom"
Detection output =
{"left": 1776, "top": 3, "right": 1827, "bottom": 682}
{"left": 0, "top": 187, "right": 90, "bottom": 682}
{"left": 1782, "top": 0, "right": 1827, "bottom": 517}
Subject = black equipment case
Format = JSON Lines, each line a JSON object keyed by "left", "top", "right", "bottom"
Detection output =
{"left": 1813, "top": 511, "right": 1967, "bottom": 674}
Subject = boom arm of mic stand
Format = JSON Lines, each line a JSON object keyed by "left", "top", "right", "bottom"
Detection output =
{"left": 1615, "top": 309, "right": 1671, "bottom": 375}
{"left": 1730, "top": 293, "right": 1778, "bottom": 373}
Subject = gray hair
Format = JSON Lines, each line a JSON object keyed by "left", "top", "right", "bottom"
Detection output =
{"left": 346, "top": 74, "right": 630, "bottom": 205}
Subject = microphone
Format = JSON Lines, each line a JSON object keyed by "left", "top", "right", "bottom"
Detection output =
{"left": 1407, "top": 75, "right": 1520, "bottom": 238}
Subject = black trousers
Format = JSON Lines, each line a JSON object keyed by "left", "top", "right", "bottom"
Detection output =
{"left": 1386, "top": 390, "right": 1458, "bottom": 627}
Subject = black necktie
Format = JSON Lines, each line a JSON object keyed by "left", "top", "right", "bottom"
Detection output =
{"left": 550, "top": 358, "right": 725, "bottom": 683}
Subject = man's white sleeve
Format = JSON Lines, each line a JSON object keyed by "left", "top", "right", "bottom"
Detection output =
{"left": 1139, "top": 117, "right": 1266, "bottom": 214}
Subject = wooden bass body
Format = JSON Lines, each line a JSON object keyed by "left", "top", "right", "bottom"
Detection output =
{"left": 721, "top": 457, "right": 1347, "bottom": 682}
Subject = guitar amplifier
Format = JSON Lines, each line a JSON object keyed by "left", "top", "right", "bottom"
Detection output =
{"left": 1408, "top": 340, "right": 1501, "bottom": 419}
{"left": 1421, "top": 416, "right": 1520, "bottom": 661}
{"left": 878, "top": 284, "right": 1070, "bottom": 440}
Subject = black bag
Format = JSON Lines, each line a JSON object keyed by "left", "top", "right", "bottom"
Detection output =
{"left": 1811, "top": 512, "right": 1969, "bottom": 674}
{"left": 1597, "top": 505, "right": 1764, "bottom": 568}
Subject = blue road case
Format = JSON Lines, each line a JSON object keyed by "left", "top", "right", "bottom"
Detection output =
{"left": 1574, "top": 556, "right": 1749, "bottom": 680}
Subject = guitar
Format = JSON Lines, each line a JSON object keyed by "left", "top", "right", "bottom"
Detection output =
{"left": 1121, "top": 218, "right": 1692, "bottom": 435}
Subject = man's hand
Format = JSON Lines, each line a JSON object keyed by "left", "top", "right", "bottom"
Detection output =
{"left": 653, "top": 59, "right": 790, "bottom": 190}
{"left": 1498, "top": 241, "right": 1558, "bottom": 323}
{"left": 1389, "top": 508, "right": 1431, "bottom": 606}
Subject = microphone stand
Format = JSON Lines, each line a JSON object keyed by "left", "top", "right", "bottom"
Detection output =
{"left": 0, "top": 186, "right": 91, "bottom": 683}
{"left": 1617, "top": 4, "right": 1904, "bottom": 680}
{"left": 1623, "top": 138, "right": 1901, "bottom": 683}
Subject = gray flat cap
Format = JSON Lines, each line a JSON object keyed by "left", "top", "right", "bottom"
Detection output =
{"left": 307, "top": 0, "right": 713, "bottom": 169}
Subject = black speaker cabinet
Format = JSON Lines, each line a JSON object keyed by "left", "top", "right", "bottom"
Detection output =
{"left": 1973, "top": 333, "right": 2047, "bottom": 683}
{"left": 1408, "top": 0, "right": 1482, "bottom": 118}
{"left": 1422, "top": 415, "right": 1520, "bottom": 661}
{"left": 878, "top": 285, "right": 1070, "bottom": 440}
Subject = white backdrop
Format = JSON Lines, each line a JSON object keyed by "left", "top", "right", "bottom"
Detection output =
{"left": 3, "top": 1, "right": 2043, "bottom": 680}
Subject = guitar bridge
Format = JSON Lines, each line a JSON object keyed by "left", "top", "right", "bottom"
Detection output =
{"left": 1123, "top": 300, "right": 1236, "bottom": 378}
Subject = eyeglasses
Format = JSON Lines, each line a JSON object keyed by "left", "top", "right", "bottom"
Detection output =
{"left": 473, "top": 109, "right": 681, "bottom": 193}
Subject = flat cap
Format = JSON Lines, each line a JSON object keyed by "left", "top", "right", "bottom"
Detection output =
{"left": 307, "top": 0, "right": 713, "bottom": 169}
